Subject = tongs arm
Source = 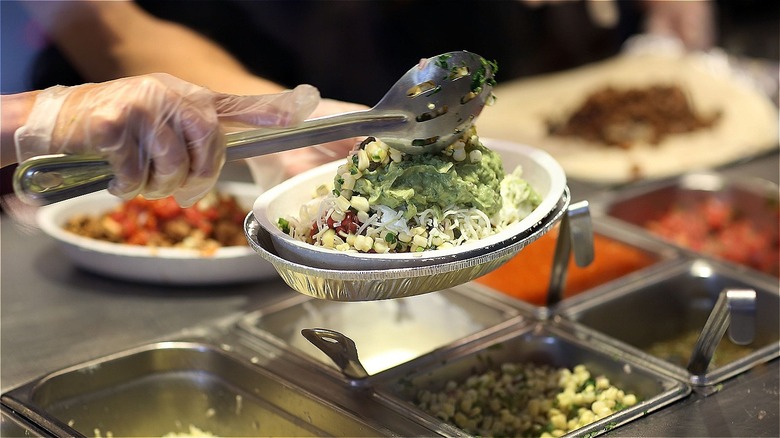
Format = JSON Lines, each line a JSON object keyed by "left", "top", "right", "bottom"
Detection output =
{"left": 12, "top": 111, "right": 406, "bottom": 205}
{"left": 687, "top": 288, "right": 756, "bottom": 375}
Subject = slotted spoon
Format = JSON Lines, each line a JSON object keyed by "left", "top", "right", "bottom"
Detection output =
{"left": 14, "top": 50, "right": 496, "bottom": 205}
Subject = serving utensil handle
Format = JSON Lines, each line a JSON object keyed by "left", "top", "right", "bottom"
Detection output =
{"left": 12, "top": 112, "right": 406, "bottom": 205}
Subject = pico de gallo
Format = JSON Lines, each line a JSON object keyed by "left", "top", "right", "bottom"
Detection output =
{"left": 63, "top": 190, "right": 247, "bottom": 255}
{"left": 644, "top": 197, "right": 779, "bottom": 277}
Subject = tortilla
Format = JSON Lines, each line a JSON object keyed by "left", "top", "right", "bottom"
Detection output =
{"left": 477, "top": 53, "right": 779, "bottom": 184}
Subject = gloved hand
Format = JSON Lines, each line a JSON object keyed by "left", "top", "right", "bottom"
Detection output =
{"left": 14, "top": 73, "right": 320, "bottom": 206}
{"left": 245, "top": 97, "right": 369, "bottom": 186}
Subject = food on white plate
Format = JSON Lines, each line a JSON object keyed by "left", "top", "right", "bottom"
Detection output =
{"left": 477, "top": 53, "right": 779, "bottom": 183}
{"left": 415, "top": 362, "right": 639, "bottom": 437}
{"left": 63, "top": 190, "right": 247, "bottom": 255}
{"left": 276, "top": 127, "right": 541, "bottom": 254}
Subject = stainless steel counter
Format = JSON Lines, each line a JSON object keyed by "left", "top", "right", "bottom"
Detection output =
{"left": 2, "top": 155, "right": 778, "bottom": 437}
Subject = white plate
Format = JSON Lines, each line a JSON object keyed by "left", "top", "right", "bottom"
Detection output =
{"left": 36, "top": 181, "right": 276, "bottom": 285}
{"left": 253, "top": 138, "right": 566, "bottom": 270}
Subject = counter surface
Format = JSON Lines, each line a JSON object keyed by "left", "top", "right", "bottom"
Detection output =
{"left": 2, "top": 155, "right": 779, "bottom": 436}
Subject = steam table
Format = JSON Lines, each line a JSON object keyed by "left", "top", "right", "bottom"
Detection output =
{"left": 2, "top": 154, "right": 778, "bottom": 436}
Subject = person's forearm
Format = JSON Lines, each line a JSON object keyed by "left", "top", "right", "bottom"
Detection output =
{"left": 23, "top": 1, "right": 285, "bottom": 95}
{"left": 1, "top": 92, "right": 38, "bottom": 167}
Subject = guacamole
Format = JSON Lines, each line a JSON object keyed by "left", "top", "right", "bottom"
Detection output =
{"left": 282, "top": 127, "right": 541, "bottom": 254}
{"left": 335, "top": 136, "right": 504, "bottom": 219}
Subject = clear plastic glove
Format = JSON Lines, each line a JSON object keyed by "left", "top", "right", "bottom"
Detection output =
{"left": 245, "top": 97, "right": 369, "bottom": 187}
{"left": 14, "top": 73, "right": 320, "bottom": 206}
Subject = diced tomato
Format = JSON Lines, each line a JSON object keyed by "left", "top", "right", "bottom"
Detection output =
{"left": 144, "top": 213, "right": 158, "bottom": 231}
{"left": 126, "top": 229, "right": 151, "bottom": 245}
{"left": 108, "top": 211, "right": 125, "bottom": 223}
{"left": 644, "top": 198, "right": 779, "bottom": 277}
{"left": 118, "top": 217, "right": 139, "bottom": 239}
{"left": 83, "top": 192, "right": 248, "bottom": 250}
{"left": 196, "top": 220, "right": 213, "bottom": 235}
{"left": 183, "top": 208, "right": 203, "bottom": 226}
{"left": 152, "top": 198, "right": 182, "bottom": 219}
{"left": 204, "top": 209, "right": 221, "bottom": 221}
{"left": 178, "top": 207, "right": 211, "bottom": 234}
{"left": 702, "top": 198, "right": 731, "bottom": 230}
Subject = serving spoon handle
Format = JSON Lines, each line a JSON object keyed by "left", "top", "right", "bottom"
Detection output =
{"left": 12, "top": 111, "right": 405, "bottom": 206}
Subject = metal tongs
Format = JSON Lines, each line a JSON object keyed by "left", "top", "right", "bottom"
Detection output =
{"left": 301, "top": 328, "right": 370, "bottom": 383}
{"left": 546, "top": 201, "right": 595, "bottom": 307}
{"left": 687, "top": 288, "right": 757, "bottom": 376}
{"left": 13, "top": 51, "right": 496, "bottom": 205}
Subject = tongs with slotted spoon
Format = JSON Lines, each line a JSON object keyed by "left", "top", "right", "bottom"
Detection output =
{"left": 14, "top": 51, "right": 496, "bottom": 205}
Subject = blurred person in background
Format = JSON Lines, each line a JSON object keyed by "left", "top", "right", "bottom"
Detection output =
{"left": 18, "top": 0, "right": 717, "bottom": 181}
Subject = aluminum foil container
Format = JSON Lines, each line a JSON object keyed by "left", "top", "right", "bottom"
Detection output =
{"left": 244, "top": 188, "right": 570, "bottom": 301}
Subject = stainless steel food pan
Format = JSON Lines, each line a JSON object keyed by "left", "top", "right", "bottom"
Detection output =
{"left": 1, "top": 404, "right": 46, "bottom": 437}
{"left": 244, "top": 189, "right": 570, "bottom": 301}
{"left": 237, "top": 284, "right": 529, "bottom": 377}
{"left": 590, "top": 171, "right": 779, "bottom": 277}
{"left": 373, "top": 321, "right": 690, "bottom": 438}
{"left": 471, "top": 219, "right": 681, "bottom": 311}
{"left": 557, "top": 258, "right": 780, "bottom": 386}
{"left": 1, "top": 341, "right": 392, "bottom": 437}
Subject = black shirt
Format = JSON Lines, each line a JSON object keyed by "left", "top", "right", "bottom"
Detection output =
{"left": 32, "top": 0, "right": 637, "bottom": 105}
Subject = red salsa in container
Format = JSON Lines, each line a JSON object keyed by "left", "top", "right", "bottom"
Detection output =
{"left": 643, "top": 197, "right": 779, "bottom": 277}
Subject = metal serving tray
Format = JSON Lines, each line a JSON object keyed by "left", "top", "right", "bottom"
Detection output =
{"left": 372, "top": 320, "right": 689, "bottom": 437}
{"left": 473, "top": 219, "right": 680, "bottom": 311}
{"left": 237, "top": 284, "right": 528, "bottom": 377}
{"left": 557, "top": 258, "right": 780, "bottom": 386}
{"left": 590, "top": 171, "right": 779, "bottom": 277}
{"left": 1, "top": 341, "right": 399, "bottom": 437}
{"left": 2, "top": 404, "right": 45, "bottom": 437}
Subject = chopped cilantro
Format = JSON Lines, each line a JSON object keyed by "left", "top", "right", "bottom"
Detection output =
{"left": 385, "top": 232, "right": 397, "bottom": 244}
{"left": 577, "top": 378, "right": 596, "bottom": 392}
{"left": 435, "top": 54, "right": 452, "bottom": 69}
{"left": 470, "top": 57, "right": 498, "bottom": 93}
